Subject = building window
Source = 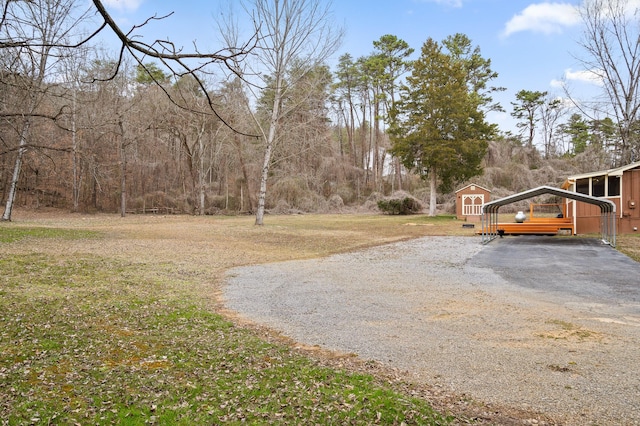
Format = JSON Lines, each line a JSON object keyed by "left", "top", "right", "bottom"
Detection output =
{"left": 576, "top": 178, "right": 590, "bottom": 195}
{"left": 608, "top": 176, "right": 620, "bottom": 196}
{"left": 592, "top": 175, "right": 605, "bottom": 197}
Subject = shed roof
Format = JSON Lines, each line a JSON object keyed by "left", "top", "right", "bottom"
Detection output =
{"left": 455, "top": 183, "right": 491, "bottom": 194}
{"left": 481, "top": 185, "right": 616, "bottom": 214}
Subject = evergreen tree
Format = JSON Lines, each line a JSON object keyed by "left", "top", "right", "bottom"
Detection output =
{"left": 333, "top": 53, "right": 361, "bottom": 165}
{"left": 443, "top": 33, "right": 504, "bottom": 113}
{"left": 135, "top": 62, "right": 169, "bottom": 85}
{"left": 563, "top": 113, "right": 590, "bottom": 155}
{"left": 390, "top": 36, "right": 495, "bottom": 216}
{"left": 511, "top": 89, "right": 546, "bottom": 148}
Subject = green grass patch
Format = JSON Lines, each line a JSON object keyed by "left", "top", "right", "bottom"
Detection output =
{"left": 0, "top": 252, "right": 450, "bottom": 425}
{"left": 0, "top": 226, "right": 99, "bottom": 243}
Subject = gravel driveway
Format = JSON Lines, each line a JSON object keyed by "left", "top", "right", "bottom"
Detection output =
{"left": 223, "top": 236, "right": 640, "bottom": 425}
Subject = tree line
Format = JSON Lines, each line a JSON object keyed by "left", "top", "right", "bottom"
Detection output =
{"left": 2, "top": 0, "right": 640, "bottom": 221}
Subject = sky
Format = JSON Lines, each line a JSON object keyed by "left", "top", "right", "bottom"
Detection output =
{"left": 99, "top": 0, "right": 600, "bottom": 134}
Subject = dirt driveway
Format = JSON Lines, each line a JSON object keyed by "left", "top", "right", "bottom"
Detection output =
{"left": 224, "top": 236, "right": 640, "bottom": 425}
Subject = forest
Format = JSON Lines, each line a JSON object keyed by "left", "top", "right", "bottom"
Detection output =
{"left": 2, "top": 0, "right": 640, "bottom": 221}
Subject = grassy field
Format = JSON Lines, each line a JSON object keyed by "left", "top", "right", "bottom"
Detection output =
{"left": 1, "top": 212, "right": 476, "bottom": 425}
{"left": 1, "top": 211, "right": 638, "bottom": 425}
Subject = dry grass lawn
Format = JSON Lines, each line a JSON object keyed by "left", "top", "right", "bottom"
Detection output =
{"left": 1, "top": 210, "right": 476, "bottom": 425}
{"left": 2, "top": 209, "right": 638, "bottom": 425}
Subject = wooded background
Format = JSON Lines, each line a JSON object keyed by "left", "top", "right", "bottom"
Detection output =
{"left": 2, "top": 0, "right": 638, "bottom": 219}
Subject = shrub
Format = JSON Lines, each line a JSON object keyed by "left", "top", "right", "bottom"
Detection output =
{"left": 270, "top": 199, "right": 292, "bottom": 214}
{"left": 328, "top": 194, "right": 344, "bottom": 211}
{"left": 377, "top": 197, "right": 422, "bottom": 215}
{"left": 270, "top": 176, "right": 307, "bottom": 206}
{"left": 336, "top": 184, "right": 356, "bottom": 204}
{"left": 298, "top": 193, "right": 328, "bottom": 213}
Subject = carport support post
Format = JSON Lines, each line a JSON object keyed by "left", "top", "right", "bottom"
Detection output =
{"left": 481, "top": 211, "right": 488, "bottom": 244}
{"left": 609, "top": 210, "right": 616, "bottom": 247}
{"left": 481, "top": 206, "right": 498, "bottom": 244}
{"left": 601, "top": 206, "right": 616, "bottom": 247}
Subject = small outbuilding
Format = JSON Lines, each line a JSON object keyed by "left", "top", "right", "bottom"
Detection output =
{"left": 455, "top": 184, "right": 491, "bottom": 222}
{"left": 562, "top": 160, "right": 640, "bottom": 234}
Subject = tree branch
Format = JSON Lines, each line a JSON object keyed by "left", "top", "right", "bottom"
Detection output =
{"left": 1, "top": 0, "right": 259, "bottom": 136}
{"left": 89, "top": 0, "right": 260, "bottom": 137}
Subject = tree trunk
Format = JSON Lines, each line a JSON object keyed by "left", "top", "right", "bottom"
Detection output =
{"left": 360, "top": 102, "right": 367, "bottom": 170}
{"left": 255, "top": 71, "right": 282, "bottom": 226}
{"left": 372, "top": 95, "right": 379, "bottom": 190}
{"left": 198, "top": 136, "right": 206, "bottom": 215}
{"left": 91, "top": 168, "right": 98, "bottom": 210}
{"left": 349, "top": 93, "right": 356, "bottom": 167}
{"left": 395, "top": 158, "right": 403, "bottom": 191}
{"left": 528, "top": 118, "right": 535, "bottom": 149}
{"left": 71, "top": 90, "right": 79, "bottom": 212}
{"left": 255, "top": 138, "right": 273, "bottom": 225}
{"left": 429, "top": 168, "right": 437, "bottom": 217}
{"left": 118, "top": 120, "right": 127, "bottom": 217}
{"left": 2, "top": 120, "right": 31, "bottom": 221}
{"left": 234, "top": 134, "right": 254, "bottom": 212}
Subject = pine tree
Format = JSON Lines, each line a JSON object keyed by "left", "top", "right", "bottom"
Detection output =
{"left": 390, "top": 37, "right": 495, "bottom": 216}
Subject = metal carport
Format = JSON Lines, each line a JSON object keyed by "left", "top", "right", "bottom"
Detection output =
{"left": 481, "top": 185, "right": 617, "bottom": 246}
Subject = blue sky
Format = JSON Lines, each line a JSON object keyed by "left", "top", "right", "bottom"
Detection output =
{"left": 100, "top": 0, "right": 597, "bottom": 134}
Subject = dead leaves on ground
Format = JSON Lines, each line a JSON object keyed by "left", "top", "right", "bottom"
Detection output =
{"left": 0, "top": 251, "right": 448, "bottom": 425}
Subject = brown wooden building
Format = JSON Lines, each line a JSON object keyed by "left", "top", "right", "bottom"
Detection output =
{"left": 455, "top": 184, "right": 491, "bottom": 222}
{"left": 562, "top": 161, "right": 640, "bottom": 234}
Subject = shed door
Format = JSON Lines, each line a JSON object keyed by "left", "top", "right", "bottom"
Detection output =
{"left": 462, "top": 194, "right": 484, "bottom": 216}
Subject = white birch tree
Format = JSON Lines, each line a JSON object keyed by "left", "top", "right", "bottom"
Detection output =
{"left": 223, "top": 0, "right": 343, "bottom": 225}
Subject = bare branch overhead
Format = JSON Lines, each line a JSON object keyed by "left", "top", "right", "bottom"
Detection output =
{"left": 0, "top": 0, "right": 260, "bottom": 136}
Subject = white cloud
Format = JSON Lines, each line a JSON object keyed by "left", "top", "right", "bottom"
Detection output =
{"left": 564, "top": 68, "right": 604, "bottom": 85}
{"left": 102, "top": 0, "right": 143, "bottom": 12}
{"left": 549, "top": 68, "right": 604, "bottom": 89}
{"left": 554, "top": 96, "right": 576, "bottom": 108}
{"left": 420, "top": 0, "right": 463, "bottom": 8}
{"left": 502, "top": 2, "right": 580, "bottom": 37}
{"left": 550, "top": 78, "right": 565, "bottom": 88}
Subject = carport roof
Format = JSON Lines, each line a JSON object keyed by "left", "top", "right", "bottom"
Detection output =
{"left": 481, "top": 185, "right": 616, "bottom": 214}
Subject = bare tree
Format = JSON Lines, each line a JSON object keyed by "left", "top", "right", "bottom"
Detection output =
{"left": 58, "top": 45, "right": 93, "bottom": 211}
{"left": 539, "top": 96, "right": 566, "bottom": 158}
{"left": 576, "top": 0, "right": 640, "bottom": 165}
{"left": 222, "top": 0, "right": 343, "bottom": 225}
{"left": 267, "top": 63, "right": 335, "bottom": 195}
{"left": 333, "top": 53, "right": 360, "bottom": 167}
{"left": 0, "top": 0, "right": 256, "bottom": 220}
{"left": 88, "top": 1, "right": 258, "bottom": 132}
{"left": 1, "top": 0, "right": 85, "bottom": 221}
{"left": 163, "top": 75, "right": 223, "bottom": 215}
{"left": 218, "top": 78, "right": 257, "bottom": 212}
